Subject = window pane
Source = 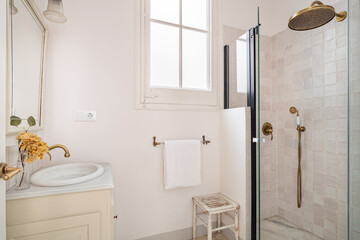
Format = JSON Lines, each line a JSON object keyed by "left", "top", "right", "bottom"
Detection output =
{"left": 150, "top": 22, "right": 180, "bottom": 88}
{"left": 150, "top": 0, "right": 179, "bottom": 24}
{"left": 182, "top": 0, "right": 208, "bottom": 30}
{"left": 182, "top": 29, "right": 208, "bottom": 90}
{"left": 236, "top": 37, "right": 248, "bottom": 93}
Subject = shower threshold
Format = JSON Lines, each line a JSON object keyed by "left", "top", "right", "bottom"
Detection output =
{"left": 261, "top": 216, "right": 322, "bottom": 240}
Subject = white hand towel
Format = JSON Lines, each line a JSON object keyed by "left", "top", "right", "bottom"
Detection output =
{"left": 163, "top": 140, "right": 201, "bottom": 190}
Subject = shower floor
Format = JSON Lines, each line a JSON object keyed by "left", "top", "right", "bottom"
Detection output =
{"left": 261, "top": 216, "right": 322, "bottom": 240}
{"left": 194, "top": 216, "right": 321, "bottom": 240}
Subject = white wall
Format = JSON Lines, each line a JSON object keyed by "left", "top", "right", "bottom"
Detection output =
{"left": 220, "top": 108, "right": 251, "bottom": 240}
{"left": 41, "top": 0, "right": 220, "bottom": 239}
{"left": 1, "top": 1, "right": 8, "bottom": 238}
{"left": 223, "top": 0, "right": 344, "bottom": 36}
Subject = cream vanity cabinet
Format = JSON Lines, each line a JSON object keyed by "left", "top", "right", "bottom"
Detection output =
{"left": 6, "top": 164, "right": 114, "bottom": 240}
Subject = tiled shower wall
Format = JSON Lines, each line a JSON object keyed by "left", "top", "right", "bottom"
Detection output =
{"left": 223, "top": 25, "right": 278, "bottom": 220}
{"left": 265, "top": 0, "right": 348, "bottom": 239}
{"left": 259, "top": 34, "right": 278, "bottom": 219}
{"left": 349, "top": 0, "right": 360, "bottom": 239}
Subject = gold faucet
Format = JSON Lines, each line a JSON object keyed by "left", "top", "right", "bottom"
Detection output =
{"left": 47, "top": 144, "right": 70, "bottom": 160}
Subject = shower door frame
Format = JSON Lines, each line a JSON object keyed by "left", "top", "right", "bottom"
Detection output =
{"left": 247, "top": 26, "right": 258, "bottom": 240}
{"left": 223, "top": 25, "right": 259, "bottom": 240}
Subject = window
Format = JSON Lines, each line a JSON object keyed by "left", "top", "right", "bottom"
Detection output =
{"left": 149, "top": 0, "right": 210, "bottom": 90}
{"left": 236, "top": 33, "right": 248, "bottom": 93}
{"left": 134, "top": 0, "right": 221, "bottom": 110}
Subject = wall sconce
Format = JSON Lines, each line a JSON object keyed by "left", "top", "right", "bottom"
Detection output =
{"left": 43, "top": 0, "right": 67, "bottom": 23}
{"left": 9, "top": 0, "right": 18, "bottom": 15}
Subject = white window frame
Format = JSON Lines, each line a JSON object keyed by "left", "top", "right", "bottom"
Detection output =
{"left": 134, "top": 0, "right": 222, "bottom": 110}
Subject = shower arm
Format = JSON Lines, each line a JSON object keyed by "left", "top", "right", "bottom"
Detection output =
{"left": 311, "top": 1, "right": 347, "bottom": 19}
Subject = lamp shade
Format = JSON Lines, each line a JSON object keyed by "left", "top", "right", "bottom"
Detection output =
{"left": 43, "top": 0, "right": 67, "bottom": 23}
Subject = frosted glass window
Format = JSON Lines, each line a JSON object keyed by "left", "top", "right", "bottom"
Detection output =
{"left": 150, "top": 0, "right": 179, "bottom": 24}
{"left": 148, "top": 0, "right": 210, "bottom": 90}
{"left": 150, "top": 22, "right": 179, "bottom": 88}
{"left": 182, "top": 30, "right": 208, "bottom": 89}
{"left": 182, "top": 0, "right": 208, "bottom": 31}
{"left": 236, "top": 36, "right": 248, "bottom": 93}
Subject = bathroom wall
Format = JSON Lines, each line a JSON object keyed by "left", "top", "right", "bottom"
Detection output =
{"left": 349, "top": 0, "right": 360, "bottom": 238}
{"left": 263, "top": 0, "right": 348, "bottom": 239}
{"left": 220, "top": 107, "right": 251, "bottom": 240}
{"left": 40, "top": 0, "right": 220, "bottom": 239}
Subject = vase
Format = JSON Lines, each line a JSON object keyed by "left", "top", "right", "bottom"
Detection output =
{"left": 15, "top": 151, "right": 30, "bottom": 190}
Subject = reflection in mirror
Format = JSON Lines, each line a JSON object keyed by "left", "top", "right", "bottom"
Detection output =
{"left": 7, "top": 0, "right": 47, "bottom": 133}
{"left": 224, "top": 26, "right": 249, "bottom": 109}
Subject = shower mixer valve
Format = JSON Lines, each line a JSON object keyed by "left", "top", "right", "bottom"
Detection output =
{"left": 262, "top": 122, "right": 274, "bottom": 140}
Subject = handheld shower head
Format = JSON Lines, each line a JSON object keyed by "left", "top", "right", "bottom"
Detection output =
{"left": 290, "top": 107, "right": 301, "bottom": 125}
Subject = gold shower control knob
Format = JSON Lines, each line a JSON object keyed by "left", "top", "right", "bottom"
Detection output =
{"left": 0, "top": 163, "right": 21, "bottom": 181}
{"left": 262, "top": 122, "right": 274, "bottom": 140}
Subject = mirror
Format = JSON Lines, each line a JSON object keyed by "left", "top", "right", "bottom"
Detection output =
{"left": 7, "top": 0, "right": 47, "bottom": 133}
{"left": 224, "top": 27, "right": 249, "bottom": 109}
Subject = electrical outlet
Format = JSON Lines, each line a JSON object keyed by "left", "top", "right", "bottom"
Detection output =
{"left": 74, "top": 111, "right": 96, "bottom": 122}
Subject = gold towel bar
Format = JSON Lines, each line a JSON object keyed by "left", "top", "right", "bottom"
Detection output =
{"left": 153, "top": 135, "right": 211, "bottom": 147}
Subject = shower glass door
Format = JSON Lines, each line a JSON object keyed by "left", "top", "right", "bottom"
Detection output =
{"left": 257, "top": 1, "right": 351, "bottom": 239}
{"left": 349, "top": 0, "right": 359, "bottom": 238}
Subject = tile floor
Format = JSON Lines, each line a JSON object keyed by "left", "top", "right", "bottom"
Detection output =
{"left": 260, "top": 216, "right": 322, "bottom": 240}
{"left": 194, "top": 216, "right": 322, "bottom": 240}
{"left": 194, "top": 233, "right": 228, "bottom": 240}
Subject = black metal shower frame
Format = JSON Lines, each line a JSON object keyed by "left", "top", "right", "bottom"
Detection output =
{"left": 224, "top": 26, "right": 258, "bottom": 240}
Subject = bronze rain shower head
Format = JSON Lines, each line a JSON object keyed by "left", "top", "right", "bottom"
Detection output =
{"left": 288, "top": 1, "right": 347, "bottom": 31}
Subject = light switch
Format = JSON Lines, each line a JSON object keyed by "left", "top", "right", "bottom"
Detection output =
{"left": 74, "top": 111, "right": 96, "bottom": 122}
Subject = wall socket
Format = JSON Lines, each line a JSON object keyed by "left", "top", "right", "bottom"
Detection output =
{"left": 74, "top": 111, "right": 96, "bottom": 122}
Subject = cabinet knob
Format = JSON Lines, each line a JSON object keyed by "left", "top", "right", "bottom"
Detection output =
{"left": 114, "top": 215, "right": 118, "bottom": 219}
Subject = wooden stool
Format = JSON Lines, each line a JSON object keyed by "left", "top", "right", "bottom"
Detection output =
{"left": 192, "top": 193, "right": 240, "bottom": 240}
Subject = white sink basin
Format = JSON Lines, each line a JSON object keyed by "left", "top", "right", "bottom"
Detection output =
{"left": 30, "top": 163, "right": 105, "bottom": 187}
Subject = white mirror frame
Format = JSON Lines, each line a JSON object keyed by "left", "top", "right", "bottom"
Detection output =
{"left": 6, "top": 0, "right": 48, "bottom": 135}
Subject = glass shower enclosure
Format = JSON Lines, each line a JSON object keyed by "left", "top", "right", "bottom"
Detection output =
{"left": 349, "top": 0, "right": 359, "bottom": 239}
{"left": 256, "top": 0, "right": 359, "bottom": 239}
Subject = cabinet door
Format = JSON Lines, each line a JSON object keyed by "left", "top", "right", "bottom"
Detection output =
{"left": 7, "top": 212, "right": 100, "bottom": 240}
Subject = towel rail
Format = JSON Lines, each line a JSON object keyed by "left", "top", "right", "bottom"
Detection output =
{"left": 153, "top": 135, "right": 211, "bottom": 147}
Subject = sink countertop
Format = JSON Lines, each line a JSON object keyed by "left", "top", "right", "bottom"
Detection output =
{"left": 6, "top": 163, "right": 114, "bottom": 201}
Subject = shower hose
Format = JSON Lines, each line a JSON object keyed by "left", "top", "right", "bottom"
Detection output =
{"left": 297, "top": 128, "right": 302, "bottom": 208}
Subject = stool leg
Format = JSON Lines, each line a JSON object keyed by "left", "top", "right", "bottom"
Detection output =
{"left": 207, "top": 214, "right": 212, "bottom": 240}
{"left": 192, "top": 202, "right": 196, "bottom": 240}
{"left": 234, "top": 209, "right": 239, "bottom": 240}
{"left": 217, "top": 213, "right": 221, "bottom": 233}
